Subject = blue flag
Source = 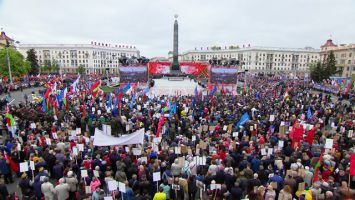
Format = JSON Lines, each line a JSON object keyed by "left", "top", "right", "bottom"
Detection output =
{"left": 42, "top": 95, "right": 47, "bottom": 112}
{"left": 121, "top": 83, "right": 131, "bottom": 93}
{"left": 142, "top": 85, "right": 150, "bottom": 96}
{"left": 107, "top": 93, "right": 112, "bottom": 109}
{"left": 210, "top": 85, "right": 217, "bottom": 96}
{"left": 58, "top": 88, "right": 65, "bottom": 102}
{"left": 256, "top": 92, "right": 261, "bottom": 101}
{"left": 130, "top": 92, "right": 137, "bottom": 109}
{"left": 169, "top": 102, "right": 177, "bottom": 118}
{"left": 191, "top": 86, "right": 198, "bottom": 109}
{"left": 307, "top": 106, "right": 312, "bottom": 120}
{"left": 235, "top": 113, "right": 250, "bottom": 128}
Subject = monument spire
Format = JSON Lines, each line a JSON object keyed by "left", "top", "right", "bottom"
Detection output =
{"left": 171, "top": 14, "right": 180, "bottom": 72}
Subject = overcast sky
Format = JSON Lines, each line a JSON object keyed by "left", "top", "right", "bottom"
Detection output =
{"left": 1, "top": 0, "right": 354, "bottom": 57}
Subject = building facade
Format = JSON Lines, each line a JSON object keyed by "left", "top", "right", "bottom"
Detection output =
{"left": 0, "top": 31, "right": 15, "bottom": 49}
{"left": 320, "top": 39, "right": 355, "bottom": 78}
{"left": 18, "top": 42, "right": 140, "bottom": 74}
{"left": 180, "top": 46, "right": 320, "bottom": 75}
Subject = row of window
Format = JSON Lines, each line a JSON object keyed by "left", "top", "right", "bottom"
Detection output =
{"left": 190, "top": 53, "right": 319, "bottom": 59}
{"left": 94, "top": 60, "right": 119, "bottom": 64}
{"left": 36, "top": 50, "right": 137, "bottom": 58}
{"left": 338, "top": 60, "right": 355, "bottom": 65}
{"left": 255, "top": 62, "right": 309, "bottom": 67}
{"left": 337, "top": 53, "right": 352, "bottom": 58}
{"left": 240, "top": 66, "right": 308, "bottom": 71}
{"left": 257, "top": 58, "right": 316, "bottom": 63}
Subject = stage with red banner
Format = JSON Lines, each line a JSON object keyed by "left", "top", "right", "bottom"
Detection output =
{"left": 148, "top": 61, "right": 210, "bottom": 78}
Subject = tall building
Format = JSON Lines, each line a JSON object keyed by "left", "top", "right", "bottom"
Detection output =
{"left": 180, "top": 45, "right": 320, "bottom": 75}
{"left": 18, "top": 42, "right": 140, "bottom": 74}
{"left": 320, "top": 39, "right": 355, "bottom": 77}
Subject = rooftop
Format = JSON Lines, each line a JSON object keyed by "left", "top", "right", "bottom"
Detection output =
{"left": 182, "top": 46, "right": 320, "bottom": 55}
{"left": 19, "top": 43, "right": 139, "bottom": 51}
{"left": 0, "top": 31, "right": 14, "bottom": 41}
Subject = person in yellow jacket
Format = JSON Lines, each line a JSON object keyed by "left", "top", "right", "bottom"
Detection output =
{"left": 153, "top": 187, "right": 167, "bottom": 200}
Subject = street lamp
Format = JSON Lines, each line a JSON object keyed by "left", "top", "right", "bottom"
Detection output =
{"left": 105, "top": 67, "right": 109, "bottom": 85}
{"left": 5, "top": 39, "right": 13, "bottom": 85}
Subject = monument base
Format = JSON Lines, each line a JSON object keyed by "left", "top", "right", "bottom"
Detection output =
{"left": 165, "top": 70, "right": 188, "bottom": 81}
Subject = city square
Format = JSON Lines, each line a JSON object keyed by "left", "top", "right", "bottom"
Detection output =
{"left": 0, "top": 0, "right": 354, "bottom": 200}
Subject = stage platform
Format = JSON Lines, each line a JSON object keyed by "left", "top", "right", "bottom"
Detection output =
{"left": 150, "top": 78, "right": 202, "bottom": 96}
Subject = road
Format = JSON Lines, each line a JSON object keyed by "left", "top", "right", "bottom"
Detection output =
{"left": 0, "top": 87, "right": 44, "bottom": 109}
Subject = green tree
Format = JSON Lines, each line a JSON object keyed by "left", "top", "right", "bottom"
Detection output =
{"left": 51, "top": 59, "right": 59, "bottom": 73}
{"left": 41, "top": 60, "right": 51, "bottom": 73}
{"left": 310, "top": 51, "right": 341, "bottom": 82}
{"left": 26, "top": 48, "right": 40, "bottom": 75}
{"left": 76, "top": 64, "right": 85, "bottom": 75}
{"left": 310, "top": 62, "right": 324, "bottom": 82}
{"left": 324, "top": 51, "right": 338, "bottom": 77}
{"left": 0, "top": 48, "right": 30, "bottom": 77}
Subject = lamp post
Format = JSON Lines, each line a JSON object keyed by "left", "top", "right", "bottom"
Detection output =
{"left": 105, "top": 67, "right": 109, "bottom": 85}
{"left": 5, "top": 38, "right": 14, "bottom": 85}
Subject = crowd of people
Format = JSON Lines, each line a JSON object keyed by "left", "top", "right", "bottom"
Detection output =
{"left": 0, "top": 74, "right": 354, "bottom": 200}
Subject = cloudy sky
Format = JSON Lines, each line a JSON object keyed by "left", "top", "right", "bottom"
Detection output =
{"left": 1, "top": 0, "right": 354, "bottom": 57}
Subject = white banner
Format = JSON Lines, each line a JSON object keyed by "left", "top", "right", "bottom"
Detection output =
{"left": 93, "top": 128, "right": 145, "bottom": 146}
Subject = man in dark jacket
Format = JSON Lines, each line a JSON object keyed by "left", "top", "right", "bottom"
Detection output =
{"left": 53, "top": 160, "right": 64, "bottom": 180}
{"left": 229, "top": 182, "right": 243, "bottom": 200}
{"left": 0, "top": 154, "right": 13, "bottom": 183}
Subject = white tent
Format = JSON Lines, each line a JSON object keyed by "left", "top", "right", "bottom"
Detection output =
{"left": 93, "top": 128, "right": 145, "bottom": 146}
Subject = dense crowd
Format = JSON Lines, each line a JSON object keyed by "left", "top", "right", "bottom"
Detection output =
{"left": 0, "top": 74, "right": 354, "bottom": 200}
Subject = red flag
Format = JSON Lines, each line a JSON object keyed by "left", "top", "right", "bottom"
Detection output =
{"left": 91, "top": 80, "right": 101, "bottom": 98}
{"left": 350, "top": 154, "right": 355, "bottom": 176}
{"left": 306, "top": 127, "right": 315, "bottom": 145}
{"left": 65, "top": 95, "right": 69, "bottom": 111}
{"left": 313, "top": 152, "right": 324, "bottom": 182}
{"left": 156, "top": 114, "right": 165, "bottom": 138}
{"left": 44, "top": 87, "right": 52, "bottom": 99}
{"left": 4, "top": 152, "right": 19, "bottom": 173}
{"left": 118, "top": 91, "right": 123, "bottom": 110}
{"left": 221, "top": 84, "right": 226, "bottom": 95}
{"left": 208, "top": 84, "right": 212, "bottom": 90}
{"left": 290, "top": 121, "right": 303, "bottom": 149}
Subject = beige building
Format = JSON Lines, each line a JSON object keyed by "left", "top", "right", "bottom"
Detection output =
{"left": 18, "top": 42, "right": 140, "bottom": 74}
{"left": 0, "top": 31, "right": 15, "bottom": 49}
{"left": 320, "top": 39, "right": 355, "bottom": 78}
{"left": 179, "top": 45, "right": 320, "bottom": 75}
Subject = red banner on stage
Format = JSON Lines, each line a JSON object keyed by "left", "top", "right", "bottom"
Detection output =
{"left": 148, "top": 62, "right": 210, "bottom": 78}
{"left": 147, "top": 62, "right": 171, "bottom": 75}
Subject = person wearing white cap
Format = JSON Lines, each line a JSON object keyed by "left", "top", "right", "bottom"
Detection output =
{"left": 41, "top": 177, "right": 55, "bottom": 200}
{"left": 65, "top": 171, "right": 78, "bottom": 200}
{"left": 55, "top": 178, "right": 70, "bottom": 200}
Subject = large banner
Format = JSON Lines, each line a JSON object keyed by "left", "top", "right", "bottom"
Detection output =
{"left": 94, "top": 128, "right": 145, "bottom": 146}
{"left": 180, "top": 62, "right": 210, "bottom": 78}
{"left": 148, "top": 62, "right": 171, "bottom": 75}
{"left": 119, "top": 66, "right": 148, "bottom": 83}
{"left": 210, "top": 67, "right": 238, "bottom": 84}
{"left": 148, "top": 62, "right": 210, "bottom": 78}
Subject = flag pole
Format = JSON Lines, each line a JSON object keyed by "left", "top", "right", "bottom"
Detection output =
{"left": 349, "top": 173, "right": 351, "bottom": 192}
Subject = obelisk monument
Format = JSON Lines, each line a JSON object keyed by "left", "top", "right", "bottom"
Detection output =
{"left": 171, "top": 14, "right": 180, "bottom": 73}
